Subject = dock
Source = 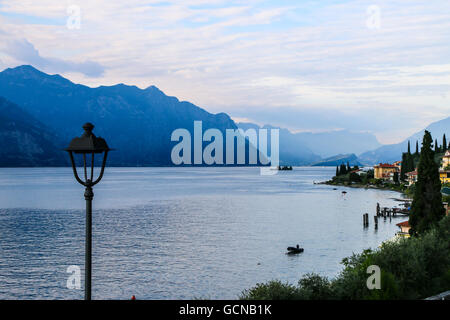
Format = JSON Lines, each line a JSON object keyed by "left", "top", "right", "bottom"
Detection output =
{"left": 376, "top": 202, "right": 409, "bottom": 217}
{"left": 363, "top": 202, "right": 410, "bottom": 228}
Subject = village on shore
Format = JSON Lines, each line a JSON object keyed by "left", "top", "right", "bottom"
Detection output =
{"left": 325, "top": 139, "right": 450, "bottom": 239}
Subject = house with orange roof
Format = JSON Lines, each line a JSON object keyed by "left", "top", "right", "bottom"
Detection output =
{"left": 406, "top": 170, "right": 418, "bottom": 186}
{"left": 441, "top": 150, "right": 450, "bottom": 170}
{"left": 393, "top": 161, "right": 402, "bottom": 170}
{"left": 440, "top": 151, "right": 450, "bottom": 184}
{"left": 374, "top": 163, "right": 399, "bottom": 180}
{"left": 396, "top": 221, "right": 411, "bottom": 238}
{"left": 440, "top": 170, "right": 450, "bottom": 184}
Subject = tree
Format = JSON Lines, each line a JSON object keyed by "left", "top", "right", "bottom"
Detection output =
{"left": 443, "top": 134, "right": 447, "bottom": 152}
{"left": 400, "top": 152, "right": 408, "bottom": 181}
{"left": 339, "top": 163, "right": 347, "bottom": 175}
{"left": 336, "top": 166, "right": 340, "bottom": 176}
{"left": 434, "top": 139, "right": 440, "bottom": 153}
{"left": 408, "top": 153, "right": 415, "bottom": 172}
{"left": 408, "top": 141, "right": 411, "bottom": 154}
{"left": 346, "top": 161, "right": 351, "bottom": 173}
{"left": 415, "top": 141, "right": 419, "bottom": 155}
{"left": 393, "top": 172, "right": 399, "bottom": 184}
{"left": 409, "top": 131, "right": 445, "bottom": 235}
{"left": 400, "top": 144, "right": 416, "bottom": 182}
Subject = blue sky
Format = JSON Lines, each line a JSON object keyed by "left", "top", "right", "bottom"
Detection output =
{"left": 0, "top": 0, "right": 449, "bottom": 144}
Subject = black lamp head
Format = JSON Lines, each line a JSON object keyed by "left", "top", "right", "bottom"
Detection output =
{"left": 65, "top": 123, "right": 112, "bottom": 187}
{"left": 65, "top": 122, "right": 110, "bottom": 154}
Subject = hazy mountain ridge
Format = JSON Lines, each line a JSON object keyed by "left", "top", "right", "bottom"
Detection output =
{"left": 1, "top": 65, "right": 447, "bottom": 167}
{"left": 312, "top": 154, "right": 362, "bottom": 167}
{"left": 0, "top": 65, "right": 241, "bottom": 166}
{"left": 0, "top": 96, "right": 67, "bottom": 166}
{"left": 237, "top": 122, "right": 321, "bottom": 165}
{"left": 237, "top": 122, "right": 379, "bottom": 164}
{"left": 293, "top": 130, "right": 381, "bottom": 158}
{"left": 359, "top": 116, "right": 450, "bottom": 165}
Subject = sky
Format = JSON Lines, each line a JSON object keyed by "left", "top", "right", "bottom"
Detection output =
{"left": 0, "top": 0, "right": 449, "bottom": 144}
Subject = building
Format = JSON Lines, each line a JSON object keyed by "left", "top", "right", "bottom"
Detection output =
{"left": 396, "top": 221, "right": 411, "bottom": 238}
{"left": 444, "top": 202, "right": 449, "bottom": 216}
{"left": 440, "top": 170, "right": 450, "bottom": 184}
{"left": 441, "top": 150, "right": 450, "bottom": 170}
{"left": 350, "top": 169, "right": 364, "bottom": 176}
{"left": 406, "top": 170, "right": 418, "bottom": 186}
{"left": 393, "top": 161, "right": 402, "bottom": 170}
{"left": 374, "top": 163, "right": 399, "bottom": 180}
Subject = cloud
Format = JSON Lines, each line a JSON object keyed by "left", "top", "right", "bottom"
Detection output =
{"left": 3, "top": 39, "right": 104, "bottom": 77}
{"left": 0, "top": 0, "right": 450, "bottom": 143}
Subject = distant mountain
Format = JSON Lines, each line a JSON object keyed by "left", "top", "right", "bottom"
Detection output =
{"left": 0, "top": 97, "right": 67, "bottom": 166}
{"left": 237, "top": 123, "right": 321, "bottom": 165}
{"left": 238, "top": 123, "right": 380, "bottom": 159}
{"left": 359, "top": 117, "right": 450, "bottom": 165}
{"left": 0, "top": 65, "right": 242, "bottom": 166}
{"left": 311, "top": 154, "right": 362, "bottom": 167}
{"left": 293, "top": 130, "right": 381, "bottom": 158}
{"left": 4, "top": 65, "right": 442, "bottom": 168}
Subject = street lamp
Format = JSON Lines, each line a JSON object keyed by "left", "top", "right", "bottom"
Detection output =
{"left": 65, "top": 122, "right": 111, "bottom": 300}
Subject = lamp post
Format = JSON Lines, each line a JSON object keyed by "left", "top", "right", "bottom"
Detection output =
{"left": 65, "top": 123, "right": 111, "bottom": 300}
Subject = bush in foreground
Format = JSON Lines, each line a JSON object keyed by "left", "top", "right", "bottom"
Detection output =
{"left": 241, "top": 216, "right": 450, "bottom": 300}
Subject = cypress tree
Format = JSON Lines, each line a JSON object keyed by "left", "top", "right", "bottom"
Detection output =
{"left": 434, "top": 139, "right": 439, "bottom": 153}
{"left": 400, "top": 152, "right": 408, "bottom": 181}
{"left": 443, "top": 134, "right": 447, "bottom": 152}
{"left": 415, "top": 141, "right": 419, "bottom": 155}
{"left": 401, "top": 139, "right": 415, "bottom": 181}
{"left": 408, "top": 153, "right": 415, "bottom": 172}
{"left": 393, "top": 172, "right": 399, "bottom": 184}
{"left": 336, "top": 166, "right": 339, "bottom": 176}
{"left": 409, "top": 131, "right": 445, "bottom": 235}
{"left": 340, "top": 163, "right": 347, "bottom": 175}
{"left": 346, "top": 161, "right": 351, "bottom": 172}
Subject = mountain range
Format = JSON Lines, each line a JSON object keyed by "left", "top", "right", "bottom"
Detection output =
{"left": 0, "top": 65, "right": 448, "bottom": 167}
{"left": 238, "top": 123, "right": 381, "bottom": 159}
{"left": 359, "top": 117, "right": 450, "bottom": 164}
{"left": 312, "top": 154, "right": 362, "bottom": 167}
{"left": 0, "top": 97, "right": 67, "bottom": 166}
{"left": 0, "top": 65, "right": 237, "bottom": 166}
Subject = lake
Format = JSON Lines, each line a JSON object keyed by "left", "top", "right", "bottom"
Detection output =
{"left": 0, "top": 167, "right": 407, "bottom": 299}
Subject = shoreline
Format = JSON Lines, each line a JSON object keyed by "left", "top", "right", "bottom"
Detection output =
{"left": 319, "top": 180, "right": 409, "bottom": 197}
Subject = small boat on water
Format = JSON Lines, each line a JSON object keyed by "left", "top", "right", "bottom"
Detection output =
{"left": 286, "top": 245, "right": 304, "bottom": 254}
{"left": 342, "top": 191, "right": 347, "bottom": 194}
{"left": 277, "top": 165, "right": 293, "bottom": 171}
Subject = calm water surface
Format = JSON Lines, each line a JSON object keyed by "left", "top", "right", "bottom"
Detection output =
{"left": 0, "top": 167, "right": 407, "bottom": 299}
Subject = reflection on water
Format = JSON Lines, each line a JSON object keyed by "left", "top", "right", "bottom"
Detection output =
{"left": 0, "top": 167, "right": 406, "bottom": 299}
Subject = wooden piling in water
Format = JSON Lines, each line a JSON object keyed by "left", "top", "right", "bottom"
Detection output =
{"left": 363, "top": 213, "right": 369, "bottom": 227}
{"left": 374, "top": 215, "right": 378, "bottom": 229}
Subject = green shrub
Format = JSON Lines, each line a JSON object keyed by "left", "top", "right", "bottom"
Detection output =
{"left": 349, "top": 172, "right": 362, "bottom": 183}
{"left": 240, "top": 280, "right": 300, "bottom": 300}
{"left": 297, "top": 273, "right": 334, "bottom": 300}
